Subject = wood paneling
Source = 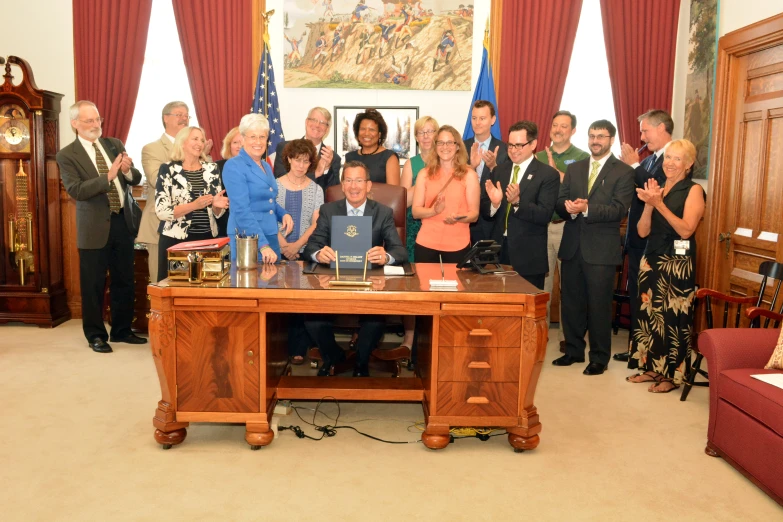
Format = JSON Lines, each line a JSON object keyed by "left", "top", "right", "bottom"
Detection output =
{"left": 437, "top": 346, "right": 520, "bottom": 382}
{"left": 175, "top": 311, "right": 260, "bottom": 413}
{"left": 438, "top": 315, "right": 521, "bottom": 347}
{"left": 703, "top": 13, "right": 783, "bottom": 310}
{"left": 435, "top": 382, "right": 518, "bottom": 416}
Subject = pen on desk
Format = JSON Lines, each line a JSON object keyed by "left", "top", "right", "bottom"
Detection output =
{"left": 439, "top": 254, "right": 445, "bottom": 281}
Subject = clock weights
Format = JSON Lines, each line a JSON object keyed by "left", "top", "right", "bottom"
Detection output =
{"left": 0, "top": 56, "right": 70, "bottom": 326}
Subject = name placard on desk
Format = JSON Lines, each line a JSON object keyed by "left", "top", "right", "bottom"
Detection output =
{"left": 330, "top": 215, "right": 372, "bottom": 269}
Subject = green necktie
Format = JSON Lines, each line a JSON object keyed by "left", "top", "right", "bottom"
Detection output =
{"left": 93, "top": 142, "right": 121, "bottom": 213}
{"left": 505, "top": 165, "right": 520, "bottom": 231}
{"left": 587, "top": 161, "right": 600, "bottom": 193}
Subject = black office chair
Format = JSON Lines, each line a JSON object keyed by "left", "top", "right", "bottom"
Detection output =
{"left": 680, "top": 261, "right": 783, "bottom": 401}
{"left": 612, "top": 250, "right": 632, "bottom": 334}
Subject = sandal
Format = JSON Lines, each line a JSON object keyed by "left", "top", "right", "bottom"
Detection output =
{"left": 626, "top": 371, "right": 664, "bottom": 384}
{"left": 649, "top": 380, "right": 680, "bottom": 393}
{"left": 291, "top": 355, "right": 305, "bottom": 365}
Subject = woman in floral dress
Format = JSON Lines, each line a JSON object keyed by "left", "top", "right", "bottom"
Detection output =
{"left": 626, "top": 139, "right": 705, "bottom": 393}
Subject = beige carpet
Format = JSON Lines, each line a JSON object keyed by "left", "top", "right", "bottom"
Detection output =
{"left": 1, "top": 320, "right": 780, "bottom": 521}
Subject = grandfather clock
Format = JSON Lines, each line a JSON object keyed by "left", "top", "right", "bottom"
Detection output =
{"left": 0, "top": 56, "right": 70, "bottom": 326}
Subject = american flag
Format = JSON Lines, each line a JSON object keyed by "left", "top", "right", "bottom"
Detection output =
{"left": 252, "top": 40, "right": 284, "bottom": 160}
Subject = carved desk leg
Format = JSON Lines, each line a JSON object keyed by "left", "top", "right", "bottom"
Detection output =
{"left": 150, "top": 309, "right": 188, "bottom": 449}
{"left": 508, "top": 315, "right": 548, "bottom": 452}
{"left": 246, "top": 422, "right": 274, "bottom": 450}
{"left": 421, "top": 424, "right": 450, "bottom": 450}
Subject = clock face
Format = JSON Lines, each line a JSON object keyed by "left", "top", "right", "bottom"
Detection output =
{"left": 0, "top": 104, "right": 31, "bottom": 153}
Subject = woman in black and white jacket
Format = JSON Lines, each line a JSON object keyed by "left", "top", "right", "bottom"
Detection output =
{"left": 154, "top": 126, "right": 228, "bottom": 282}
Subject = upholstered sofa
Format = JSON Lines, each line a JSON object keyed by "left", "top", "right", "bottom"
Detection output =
{"left": 698, "top": 328, "right": 783, "bottom": 505}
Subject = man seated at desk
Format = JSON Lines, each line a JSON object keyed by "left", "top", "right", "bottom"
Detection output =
{"left": 303, "top": 161, "right": 407, "bottom": 377}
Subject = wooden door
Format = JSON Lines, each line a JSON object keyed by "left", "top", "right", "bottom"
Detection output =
{"left": 703, "top": 14, "right": 783, "bottom": 311}
{"left": 175, "top": 311, "right": 260, "bottom": 413}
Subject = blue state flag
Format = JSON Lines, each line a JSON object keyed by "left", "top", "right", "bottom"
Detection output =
{"left": 463, "top": 34, "right": 501, "bottom": 141}
{"left": 252, "top": 39, "right": 284, "bottom": 159}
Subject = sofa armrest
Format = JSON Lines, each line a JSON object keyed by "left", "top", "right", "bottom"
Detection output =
{"left": 698, "top": 328, "right": 779, "bottom": 373}
{"left": 699, "top": 328, "right": 780, "bottom": 442}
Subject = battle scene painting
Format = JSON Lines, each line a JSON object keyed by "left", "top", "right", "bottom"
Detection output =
{"left": 282, "top": 0, "right": 474, "bottom": 90}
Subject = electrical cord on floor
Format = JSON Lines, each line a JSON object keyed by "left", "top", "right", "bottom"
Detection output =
{"left": 409, "top": 421, "right": 507, "bottom": 441}
{"left": 277, "top": 397, "right": 420, "bottom": 444}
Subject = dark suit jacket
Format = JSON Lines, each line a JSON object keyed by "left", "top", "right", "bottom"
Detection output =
{"left": 626, "top": 153, "right": 666, "bottom": 250}
{"left": 464, "top": 135, "right": 509, "bottom": 243}
{"left": 556, "top": 155, "right": 634, "bottom": 266}
{"left": 303, "top": 198, "right": 407, "bottom": 264}
{"left": 57, "top": 137, "right": 142, "bottom": 249}
{"left": 481, "top": 158, "right": 559, "bottom": 275}
{"left": 273, "top": 139, "right": 342, "bottom": 190}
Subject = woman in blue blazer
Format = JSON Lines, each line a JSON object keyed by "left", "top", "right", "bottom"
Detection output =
{"left": 223, "top": 114, "right": 293, "bottom": 263}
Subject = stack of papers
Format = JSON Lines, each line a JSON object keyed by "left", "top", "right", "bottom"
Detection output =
{"left": 751, "top": 373, "right": 783, "bottom": 390}
{"left": 429, "top": 279, "right": 458, "bottom": 290}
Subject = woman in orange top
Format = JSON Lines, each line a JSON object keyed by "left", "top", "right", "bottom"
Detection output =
{"left": 411, "top": 125, "right": 480, "bottom": 263}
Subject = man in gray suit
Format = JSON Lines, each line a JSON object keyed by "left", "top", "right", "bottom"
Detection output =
{"left": 552, "top": 120, "right": 634, "bottom": 375}
{"left": 57, "top": 101, "right": 145, "bottom": 353}
{"left": 137, "top": 101, "right": 212, "bottom": 282}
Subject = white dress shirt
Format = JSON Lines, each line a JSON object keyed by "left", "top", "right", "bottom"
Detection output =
{"left": 78, "top": 135, "right": 133, "bottom": 208}
{"left": 575, "top": 152, "right": 613, "bottom": 219}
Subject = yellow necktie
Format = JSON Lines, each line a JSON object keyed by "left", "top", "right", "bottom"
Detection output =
{"left": 93, "top": 142, "right": 121, "bottom": 213}
{"left": 587, "top": 161, "right": 600, "bottom": 193}
{"left": 505, "top": 165, "right": 520, "bottom": 231}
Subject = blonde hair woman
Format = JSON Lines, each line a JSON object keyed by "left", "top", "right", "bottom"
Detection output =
{"left": 626, "top": 139, "right": 705, "bottom": 393}
{"left": 154, "top": 126, "right": 228, "bottom": 282}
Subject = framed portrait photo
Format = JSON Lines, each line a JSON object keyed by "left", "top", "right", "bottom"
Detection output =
{"left": 334, "top": 106, "right": 419, "bottom": 165}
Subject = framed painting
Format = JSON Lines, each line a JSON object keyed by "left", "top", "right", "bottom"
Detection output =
{"left": 334, "top": 106, "right": 419, "bottom": 164}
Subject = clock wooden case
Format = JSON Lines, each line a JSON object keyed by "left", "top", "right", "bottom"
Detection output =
{"left": 0, "top": 56, "right": 70, "bottom": 326}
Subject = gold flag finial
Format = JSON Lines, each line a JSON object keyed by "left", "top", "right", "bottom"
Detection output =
{"left": 261, "top": 9, "right": 275, "bottom": 47}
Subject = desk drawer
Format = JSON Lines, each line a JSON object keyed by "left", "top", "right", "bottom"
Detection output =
{"left": 439, "top": 316, "right": 521, "bottom": 347}
{"left": 436, "top": 382, "right": 518, "bottom": 417}
{"left": 438, "top": 346, "right": 520, "bottom": 382}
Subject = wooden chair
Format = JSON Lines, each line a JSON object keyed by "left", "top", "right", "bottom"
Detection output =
{"left": 307, "top": 183, "right": 409, "bottom": 375}
{"left": 680, "top": 260, "right": 783, "bottom": 401}
{"left": 611, "top": 249, "right": 631, "bottom": 335}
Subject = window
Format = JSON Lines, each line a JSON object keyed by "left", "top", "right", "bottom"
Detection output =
{"left": 125, "top": 0, "right": 198, "bottom": 179}
{"left": 558, "top": 0, "right": 621, "bottom": 155}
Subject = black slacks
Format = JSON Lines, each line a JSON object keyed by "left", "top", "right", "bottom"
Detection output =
{"left": 78, "top": 212, "right": 135, "bottom": 342}
{"left": 414, "top": 243, "right": 470, "bottom": 264}
{"left": 501, "top": 238, "right": 545, "bottom": 290}
{"left": 305, "top": 314, "right": 386, "bottom": 367}
{"left": 625, "top": 245, "right": 645, "bottom": 350}
{"left": 560, "top": 246, "right": 617, "bottom": 366}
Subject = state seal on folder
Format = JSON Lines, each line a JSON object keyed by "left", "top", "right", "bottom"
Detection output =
{"left": 330, "top": 215, "right": 372, "bottom": 269}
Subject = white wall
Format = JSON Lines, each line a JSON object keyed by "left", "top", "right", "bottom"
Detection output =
{"left": 268, "top": 0, "right": 491, "bottom": 144}
{"left": 718, "top": 0, "right": 782, "bottom": 36}
{"left": 2, "top": 0, "right": 75, "bottom": 147}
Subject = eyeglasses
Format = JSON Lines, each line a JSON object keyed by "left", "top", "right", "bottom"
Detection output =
{"left": 307, "top": 117, "right": 329, "bottom": 127}
{"left": 342, "top": 178, "right": 368, "bottom": 185}
{"left": 167, "top": 112, "right": 191, "bottom": 120}
{"left": 435, "top": 140, "right": 457, "bottom": 147}
{"left": 291, "top": 157, "right": 311, "bottom": 165}
{"left": 79, "top": 118, "right": 104, "bottom": 125}
{"left": 588, "top": 134, "right": 611, "bottom": 141}
{"left": 507, "top": 139, "right": 534, "bottom": 151}
{"left": 415, "top": 129, "right": 435, "bottom": 137}
{"left": 245, "top": 134, "right": 268, "bottom": 142}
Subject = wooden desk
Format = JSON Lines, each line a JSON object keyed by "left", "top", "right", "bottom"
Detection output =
{"left": 148, "top": 262, "right": 549, "bottom": 452}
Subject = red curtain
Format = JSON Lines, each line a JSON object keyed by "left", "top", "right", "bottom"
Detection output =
{"left": 73, "top": 0, "right": 152, "bottom": 142}
{"left": 172, "top": 0, "right": 253, "bottom": 160}
{"left": 600, "top": 0, "right": 681, "bottom": 145}
{"left": 497, "top": 0, "right": 583, "bottom": 148}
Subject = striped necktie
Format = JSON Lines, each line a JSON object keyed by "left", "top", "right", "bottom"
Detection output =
{"left": 350, "top": 207, "right": 362, "bottom": 216}
{"left": 587, "top": 161, "right": 600, "bottom": 193}
{"left": 93, "top": 142, "right": 121, "bottom": 213}
{"left": 504, "top": 165, "right": 520, "bottom": 231}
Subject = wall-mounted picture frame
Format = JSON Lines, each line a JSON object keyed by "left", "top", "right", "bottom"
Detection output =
{"left": 334, "top": 106, "right": 419, "bottom": 165}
